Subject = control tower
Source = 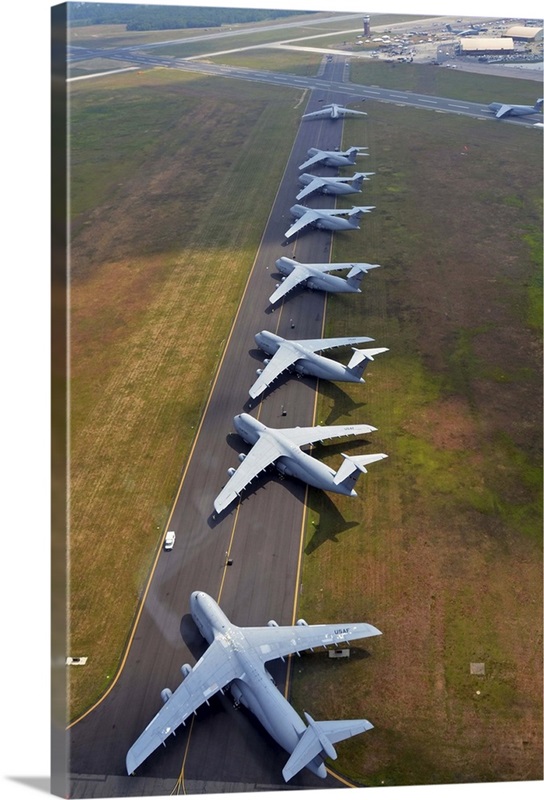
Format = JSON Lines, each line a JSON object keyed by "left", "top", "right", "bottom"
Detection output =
{"left": 363, "top": 15, "right": 370, "bottom": 36}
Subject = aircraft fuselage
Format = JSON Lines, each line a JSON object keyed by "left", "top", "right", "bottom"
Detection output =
{"left": 488, "top": 101, "right": 543, "bottom": 117}
{"left": 233, "top": 413, "right": 357, "bottom": 496}
{"left": 290, "top": 205, "right": 359, "bottom": 232}
{"left": 298, "top": 173, "right": 360, "bottom": 196}
{"left": 189, "top": 591, "right": 327, "bottom": 777}
{"left": 254, "top": 331, "right": 365, "bottom": 383}
{"left": 275, "top": 257, "right": 362, "bottom": 293}
{"left": 305, "top": 147, "right": 363, "bottom": 167}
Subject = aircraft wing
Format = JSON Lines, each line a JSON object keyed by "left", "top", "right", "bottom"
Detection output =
{"left": 306, "top": 261, "right": 378, "bottom": 272}
{"left": 126, "top": 639, "right": 242, "bottom": 774}
{"left": 278, "top": 422, "right": 376, "bottom": 448}
{"left": 242, "top": 620, "right": 381, "bottom": 663}
{"left": 297, "top": 335, "right": 374, "bottom": 353}
{"left": 213, "top": 435, "right": 282, "bottom": 512}
{"left": 298, "top": 151, "right": 328, "bottom": 170}
{"left": 296, "top": 178, "right": 327, "bottom": 200}
{"left": 249, "top": 344, "right": 301, "bottom": 399}
{"left": 302, "top": 108, "right": 333, "bottom": 120}
{"left": 269, "top": 265, "right": 311, "bottom": 304}
{"left": 284, "top": 210, "right": 321, "bottom": 239}
{"left": 342, "top": 109, "right": 367, "bottom": 117}
{"left": 494, "top": 104, "right": 512, "bottom": 118}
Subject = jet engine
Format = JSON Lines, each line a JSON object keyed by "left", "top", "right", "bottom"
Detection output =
{"left": 267, "top": 619, "right": 279, "bottom": 627}
{"left": 276, "top": 461, "right": 293, "bottom": 477}
{"left": 230, "top": 683, "right": 248, "bottom": 709}
{"left": 161, "top": 688, "right": 173, "bottom": 704}
{"left": 263, "top": 359, "right": 270, "bottom": 365}
{"left": 296, "top": 619, "right": 309, "bottom": 626}
{"left": 256, "top": 368, "right": 262, "bottom": 375}
{"left": 238, "top": 453, "right": 247, "bottom": 462}
{"left": 181, "top": 664, "right": 193, "bottom": 678}
{"left": 227, "top": 467, "right": 236, "bottom": 477}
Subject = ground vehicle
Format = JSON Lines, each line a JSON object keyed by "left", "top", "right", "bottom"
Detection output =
{"left": 164, "top": 531, "right": 176, "bottom": 550}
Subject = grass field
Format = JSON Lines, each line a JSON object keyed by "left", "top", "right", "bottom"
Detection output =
{"left": 290, "top": 105, "right": 542, "bottom": 786}
{"left": 349, "top": 60, "right": 543, "bottom": 103}
{"left": 68, "top": 69, "right": 303, "bottom": 718}
{"left": 208, "top": 48, "right": 324, "bottom": 75}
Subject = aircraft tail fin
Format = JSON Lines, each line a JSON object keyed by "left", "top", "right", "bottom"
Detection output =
{"left": 345, "top": 263, "right": 379, "bottom": 288}
{"left": 282, "top": 713, "right": 373, "bottom": 782}
{"left": 345, "top": 266, "right": 366, "bottom": 289}
{"left": 535, "top": 98, "right": 543, "bottom": 110}
{"left": 351, "top": 172, "right": 373, "bottom": 190}
{"left": 350, "top": 173, "right": 366, "bottom": 190}
{"left": 348, "top": 206, "right": 375, "bottom": 224}
{"left": 333, "top": 452, "right": 388, "bottom": 492}
{"left": 347, "top": 346, "right": 389, "bottom": 379}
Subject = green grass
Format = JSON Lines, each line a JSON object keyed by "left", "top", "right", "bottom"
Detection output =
{"left": 349, "top": 60, "right": 542, "bottom": 103}
{"left": 208, "top": 48, "right": 323, "bottom": 75}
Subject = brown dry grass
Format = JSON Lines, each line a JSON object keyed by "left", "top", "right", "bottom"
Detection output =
{"left": 67, "top": 70, "right": 302, "bottom": 717}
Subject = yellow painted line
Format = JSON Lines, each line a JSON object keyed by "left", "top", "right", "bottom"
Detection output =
{"left": 216, "top": 504, "right": 241, "bottom": 604}
{"left": 326, "top": 766, "right": 358, "bottom": 787}
{"left": 178, "top": 715, "right": 197, "bottom": 794}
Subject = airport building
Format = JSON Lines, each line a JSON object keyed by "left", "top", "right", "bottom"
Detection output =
{"left": 459, "top": 37, "right": 515, "bottom": 54}
{"left": 504, "top": 25, "right": 543, "bottom": 41}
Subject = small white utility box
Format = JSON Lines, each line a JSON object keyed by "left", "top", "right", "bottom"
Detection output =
{"left": 328, "top": 648, "right": 350, "bottom": 659}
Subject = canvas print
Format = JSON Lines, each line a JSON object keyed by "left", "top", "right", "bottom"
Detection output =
{"left": 52, "top": 1, "right": 543, "bottom": 797}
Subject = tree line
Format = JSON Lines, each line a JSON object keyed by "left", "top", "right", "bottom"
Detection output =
{"left": 68, "top": 3, "right": 311, "bottom": 31}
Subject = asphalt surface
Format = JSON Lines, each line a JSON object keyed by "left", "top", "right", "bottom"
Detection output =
{"left": 69, "top": 55, "right": 379, "bottom": 797}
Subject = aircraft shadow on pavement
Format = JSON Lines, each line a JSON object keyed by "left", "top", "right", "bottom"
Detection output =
{"left": 304, "top": 492, "right": 359, "bottom": 555}
{"left": 180, "top": 613, "right": 208, "bottom": 661}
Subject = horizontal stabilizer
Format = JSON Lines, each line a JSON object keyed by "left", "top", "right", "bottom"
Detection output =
{"left": 333, "top": 453, "right": 388, "bottom": 487}
{"left": 282, "top": 712, "right": 373, "bottom": 782}
{"left": 348, "top": 205, "right": 375, "bottom": 218}
{"left": 347, "top": 347, "right": 389, "bottom": 371}
{"left": 346, "top": 263, "right": 380, "bottom": 279}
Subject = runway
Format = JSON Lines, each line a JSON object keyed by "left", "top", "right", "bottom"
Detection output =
{"left": 68, "top": 44, "right": 543, "bottom": 129}
{"left": 69, "top": 55, "right": 377, "bottom": 796}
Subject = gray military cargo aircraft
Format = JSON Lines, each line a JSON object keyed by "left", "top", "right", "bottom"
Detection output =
{"left": 270, "top": 257, "right": 380, "bottom": 305}
{"left": 126, "top": 590, "right": 380, "bottom": 782}
{"left": 249, "top": 330, "right": 388, "bottom": 399}
{"left": 302, "top": 102, "right": 367, "bottom": 121}
{"left": 284, "top": 204, "right": 374, "bottom": 239}
{"left": 296, "top": 171, "right": 373, "bottom": 201}
{"left": 488, "top": 98, "right": 543, "bottom": 119}
{"left": 299, "top": 146, "right": 368, "bottom": 170}
{"left": 213, "top": 413, "right": 387, "bottom": 514}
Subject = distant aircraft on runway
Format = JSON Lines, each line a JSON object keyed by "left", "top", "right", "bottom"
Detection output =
{"left": 488, "top": 98, "right": 543, "bottom": 119}
{"left": 296, "top": 171, "right": 373, "bottom": 201}
{"left": 302, "top": 102, "right": 367, "bottom": 121}
{"left": 249, "top": 330, "right": 388, "bottom": 399}
{"left": 126, "top": 590, "right": 381, "bottom": 782}
{"left": 299, "top": 146, "right": 368, "bottom": 170}
{"left": 213, "top": 412, "right": 387, "bottom": 514}
{"left": 269, "top": 257, "right": 380, "bottom": 304}
{"left": 445, "top": 23, "right": 487, "bottom": 36}
{"left": 284, "top": 204, "right": 374, "bottom": 239}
